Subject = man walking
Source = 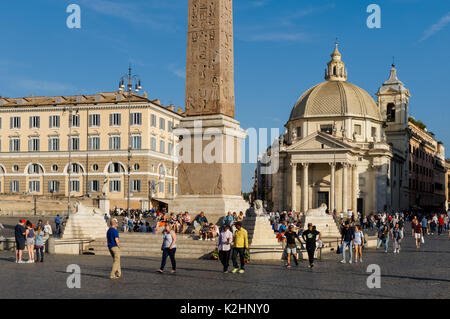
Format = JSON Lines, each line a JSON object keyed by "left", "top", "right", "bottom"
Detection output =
{"left": 284, "top": 225, "right": 301, "bottom": 268}
{"left": 231, "top": 222, "right": 248, "bottom": 274}
{"left": 302, "top": 223, "right": 321, "bottom": 268}
{"left": 14, "top": 219, "right": 26, "bottom": 263}
{"left": 340, "top": 222, "right": 355, "bottom": 263}
{"left": 107, "top": 219, "right": 121, "bottom": 280}
{"left": 217, "top": 225, "right": 233, "bottom": 273}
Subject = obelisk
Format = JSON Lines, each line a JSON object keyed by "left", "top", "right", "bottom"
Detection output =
{"left": 170, "top": 0, "right": 249, "bottom": 223}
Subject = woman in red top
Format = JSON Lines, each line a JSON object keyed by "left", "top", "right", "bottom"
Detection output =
{"left": 412, "top": 219, "right": 422, "bottom": 248}
{"left": 438, "top": 215, "right": 444, "bottom": 235}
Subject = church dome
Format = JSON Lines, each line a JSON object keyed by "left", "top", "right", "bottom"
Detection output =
{"left": 289, "top": 44, "right": 382, "bottom": 122}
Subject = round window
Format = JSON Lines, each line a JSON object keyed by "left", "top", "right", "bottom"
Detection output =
{"left": 52, "top": 165, "right": 58, "bottom": 172}
{"left": 12, "top": 165, "right": 19, "bottom": 172}
{"left": 92, "top": 164, "right": 99, "bottom": 171}
{"left": 133, "top": 163, "right": 140, "bottom": 171}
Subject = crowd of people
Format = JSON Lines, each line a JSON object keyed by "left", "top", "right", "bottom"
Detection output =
{"left": 14, "top": 219, "right": 53, "bottom": 263}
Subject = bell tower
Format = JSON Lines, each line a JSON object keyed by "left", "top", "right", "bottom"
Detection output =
{"left": 325, "top": 42, "right": 348, "bottom": 82}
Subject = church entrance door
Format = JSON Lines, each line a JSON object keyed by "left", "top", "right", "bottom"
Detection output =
{"left": 317, "top": 191, "right": 329, "bottom": 209}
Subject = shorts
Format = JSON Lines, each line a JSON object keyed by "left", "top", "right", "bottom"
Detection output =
{"left": 286, "top": 247, "right": 297, "bottom": 254}
{"left": 16, "top": 240, "right": 25, "bottom": 250}
{"left": 415, "top": 233, "right": 421, "bottom": 239}
{"left": 26, "top": 238, "right": 35, "bottom": 246}
{"left": 354, "top": 241, "right": 362, "bottom": 246}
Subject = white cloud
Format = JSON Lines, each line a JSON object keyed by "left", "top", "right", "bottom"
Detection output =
{"left": 15, "top": 78, "right": 75, "bottom": 94}
{"left": 168, "top": 64, "right": 186, "bottom": 79}
{"left": 419, "top": 12, "right": 450, "bottom": 42}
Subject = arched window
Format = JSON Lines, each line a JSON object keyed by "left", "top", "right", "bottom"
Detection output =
{"left": 159, "top": 164, "right": 166, "bottom": 177}
{"left": 28, "top": 164, "right": 44, "bottom": 174}
{"left": 108, "top": 162, "right": 124, "bottom": 173}
{"left": 387, "top": 103, "right": 396, "bottom": 122}
{"left": 333, "top": 66, "right": 337, "bottom": 76}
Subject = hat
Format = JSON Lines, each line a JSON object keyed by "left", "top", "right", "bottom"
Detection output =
{"left": 20, "top": 219, "right": 26, "bottom": 223}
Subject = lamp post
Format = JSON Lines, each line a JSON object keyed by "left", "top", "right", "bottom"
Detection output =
{"left": 118, "top": 65, "right": 142, "bottom": 214}
{"left": 64, "top": 105, "right": 79, "bottom": 218}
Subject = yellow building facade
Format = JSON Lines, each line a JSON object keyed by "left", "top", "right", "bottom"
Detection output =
{"left": 0, "top": 91, "right": 183, "bottom": 210}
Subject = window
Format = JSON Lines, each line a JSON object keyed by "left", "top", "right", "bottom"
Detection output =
{"left": 52, "top": 165, "right": 58, "bottom": 172}
{"left": 158, "top": 181, "right": 164, "bottom": 193}
{"left": 108, "top": 163, "right": 123, "bottom": 173}
{"left": 10, "top": 138, "right": 20, "bottom": 152}
{"left": 168, "top": 121, "right": 173, "bottom": 133}
{"left": 49, "top": 115, "right": 60, "bottom": 128}
{"left": 109, "top": 136, "right": 121, "bottom": 150}
{"left": 131, "top": 112, "right": 142, "bottom": 126}
{"left": 168, "top": 142, "right": 174, "bottom": 156}
{"left": 29, "top": 137, "right": 40, "bottom": 152}
{"left": 92, "top": 164, "right": 99, "bottom": 171}
{"left": 29, "top": 116, "right": 40, "bottom": 129}
{"left": 131, "top": 135, "right": 142, "bottom": 150}
{"left": 131, "top": 180, "right": 141, "bottom": 192}
{"left": 354, "top": 124, "right": 362, "bottom": 136}
{"left": 160, "top": 140, "right": 165, "bottom": 153}
{"left": 49, "top": 137, "right": 60, "bottom": 151}
{"left": 70, "top": 137, "right": 80, "bottom": 151}
{"left": 0, "top": 117, "right": 2, "bottom": 129}
{"left": 70, "top": 164, "right": 81, "bottom": 174}
{"left": 29, "top": 180, "right": 40, "bottom": 193}
{"left": 133, "top": 163, "right": 140, "bottom": 171}
{"left": 28, "top": 164, "right": 42, "bottom": 174}
{"left": 89, "top": 180, "right": 100, "bottom": 192}
{"left": 150, "top": 180, "right": 156, "bottom": 193}
{"left": 70, "top": 114, "right": 80, "bottom": 128}
{"left": 151, "top": 137, "right": 157, "bottom": 151}
{"left": 175, "top": 184, "right": 178, "bottom": 194}
{"left": 320, "top": 125, "right": 333, "bottom": 135}
{"left": 10, "top": 181, "right": 19, "bottom": 193}
{"left": 70, "top": 180, "right": 80, "bottom": 192}
{"left": 371, "top": 127, "right": 377, "bottom": 140}
{"left": 12, "top": 165, "right": 19, "bottom": 172}
{"left": 168, "top": 182, "right": 172, "bottom": 194}
{"left": 159, "top": 165, "right": 166, "bottom": 176}
{"left": 48, "top": 181, "right": 60, "bottom": 193}
{"left": 159, "top": 118, "right": 166, "bottom": 130}
{"left": 10, "top": 116, "right": 21, "bottom": 129}
{"left": 151, "top": 114, "right": 157, "bottom": 127}
{"left": 387, "top": 103, "right": 396, "bottom": 122}
{"left": 109, "top": 180, "right": 121, "bottom": 192}
{"left": 296, "top": 127, "right": 302, "bottom": 138}
{"left": 110, "top": 113, "right": 121, "bottom": 126}
{"left": 89, "top": 114, "right": 101, "bottom": 127}
{"left": 89, "top": 136, "right": 100, "bottom": 150}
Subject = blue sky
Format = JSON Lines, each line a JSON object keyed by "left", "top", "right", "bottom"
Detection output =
{"left": 0, "top": 0, "right": 449, "bottom": 192}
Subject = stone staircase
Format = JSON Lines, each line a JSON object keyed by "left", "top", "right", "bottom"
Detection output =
{"left": 62, "top": 202, "right": 108, "bottom": 240}
{"left": 83, "top": 233, "right": 217, "bottom": 259}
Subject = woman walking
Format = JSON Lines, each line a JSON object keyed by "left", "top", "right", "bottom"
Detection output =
{"left": 391, "top": 223, "right": 403, "bottom": 254}
{"left": 217, "top": 225, "right": 233, "bottom": 273}
{"left": 157, "top": 224, "right": 177, "bottom": 274}
{"left": 25, "top": 221, "right": 35, "bottom": 263}
{"left": 34, "top": 225, "right": 46, "bottom": 262}
{"left": 354, "top": 225, "right": 364, "bottom": 262}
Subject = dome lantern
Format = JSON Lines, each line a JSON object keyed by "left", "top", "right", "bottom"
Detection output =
{"left": 325, "top": 42, "right": 348, "bottom": 82}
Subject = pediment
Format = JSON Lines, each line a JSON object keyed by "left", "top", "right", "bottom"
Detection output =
{"left": 287, "top": 132, "right": 352, "bottom": 151}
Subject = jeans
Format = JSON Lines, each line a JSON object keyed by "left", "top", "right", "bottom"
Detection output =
{"left": 342, "top": 241, "right": 353, "bottom": 262}
{"left": 160, "top": 248, "right": 176, "bottom": 271}
{"left": 219, "top": 250, "right": 231, "bottom": 272}
{"left": 55, "top": 223, "right": 61, "bottom": 237}
{"left": 306, "top": 246, "right": 315, "bottom": 265}
{"left": 35, "top": 247, "right": 44, "bottom": 260}
{"left": 377, "top": 238, "right": 389, "bottom": 252}
{"left": 232, "top": 248, "right": 245, "bottom": 270}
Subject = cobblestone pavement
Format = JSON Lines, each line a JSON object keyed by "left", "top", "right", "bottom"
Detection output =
{"left": 1, "top": 232, "right": 449, "bottom": 299}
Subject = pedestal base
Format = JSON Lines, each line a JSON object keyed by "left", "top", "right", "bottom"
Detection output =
{"left": 168, "top": 195, "right": 249, "bottom": 224}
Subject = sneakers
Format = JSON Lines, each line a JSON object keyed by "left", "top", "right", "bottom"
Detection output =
{"left": 308, "top": 264, "right": 314, "bottom": 268}
{"left": 340, "top": 260, "right": 346, "bottom": 264}
{"left": 239, "top": 269, "right": 245, "bottom": 274}
{"left": 287, "top": 264, "right": 291, "bottom": 269}
{"left": 231, "top": 268, "right": 239, "bottom": 274}
{"left": 354, "top": 258, "right": 358, "bottom": 263}
{"left": 360, "top": 258, "right": 363, "bottom": 263}
{"left": 349, "top": 260, "right": 353, "bottom": 264}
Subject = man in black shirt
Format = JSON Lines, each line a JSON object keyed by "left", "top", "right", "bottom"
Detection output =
{"left": 14, "top": 219, "right": 26, "bottom": 263}
{"left": 302, "top": 223, "right": 321, "bottom": 268}
{"left": 284, "top": 225, "right": 301, "bottom": 268}
{"left": 340, "top": 222, "right": 355, "bottom": 263}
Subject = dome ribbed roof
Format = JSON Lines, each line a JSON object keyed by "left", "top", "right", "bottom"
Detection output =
{"left": 289, "top": 81, "right": 382, "bottom": 122}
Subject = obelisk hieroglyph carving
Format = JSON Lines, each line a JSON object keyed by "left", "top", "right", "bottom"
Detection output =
{"left": 186, "top": 0, "right": 235, "bottom": 118}
{"left": 170, "top": 0, "right": 248, "bottom": 222}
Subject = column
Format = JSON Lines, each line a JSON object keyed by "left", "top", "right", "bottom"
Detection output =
{"left": 291, "top": 163, "right": 297, "bottom": 211}
{"left": 342, "top": 163, "right": 348, "bottom": 214}
{"left": 352, "top": 164, "right": 358, "bottom": 215}
{"left": 330, "top": 163, "right": 336, "bottom": 213}
{"left": 302, "top": 163, "right": 309, "bottom": 213}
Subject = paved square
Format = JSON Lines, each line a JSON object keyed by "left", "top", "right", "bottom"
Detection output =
{"left": 1, "top": 234, "right": 448, "bottom": 299}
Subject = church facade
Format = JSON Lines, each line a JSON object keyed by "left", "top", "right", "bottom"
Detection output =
{"left": 258, "top": 44, "right": 414, "bottom": 215}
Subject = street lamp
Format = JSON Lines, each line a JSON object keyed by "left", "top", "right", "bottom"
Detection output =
{"left": 118, "top": 65, "right": 142, "bottom": 215}
{"left": 63, "top": 106, "right": 79, "bottom": 218}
